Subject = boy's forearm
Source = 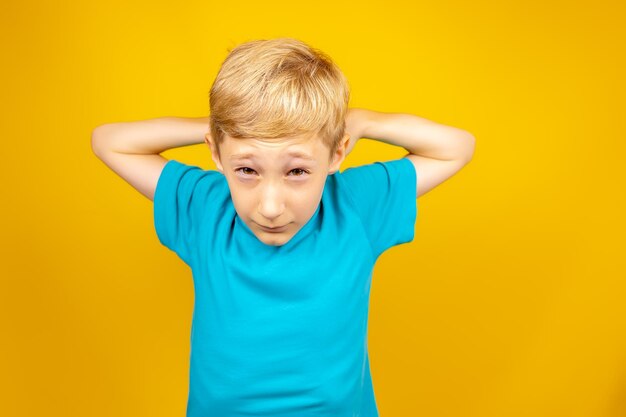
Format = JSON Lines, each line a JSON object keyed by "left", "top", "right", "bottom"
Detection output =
{"left": 92, "top": 116, "right": 210, "bottom": 155}
{"left": 358, "top": 109, "right": 475, "bottom": 162}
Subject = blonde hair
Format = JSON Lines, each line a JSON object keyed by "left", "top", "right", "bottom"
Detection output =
{"left": 208, "top": 37, "right": 351, "bottom": 163}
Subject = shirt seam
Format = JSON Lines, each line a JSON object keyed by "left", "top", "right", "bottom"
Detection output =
{"left": 339, "top": 170, "right": 378, "bottom": 263}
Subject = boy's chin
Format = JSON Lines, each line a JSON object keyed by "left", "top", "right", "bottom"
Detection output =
{"left": 255, "top": 230, "right": 296, "bottom": 247}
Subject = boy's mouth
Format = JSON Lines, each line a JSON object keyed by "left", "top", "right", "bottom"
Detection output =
{"left": 258, "top": 223, "right": 289, "bottom": 232}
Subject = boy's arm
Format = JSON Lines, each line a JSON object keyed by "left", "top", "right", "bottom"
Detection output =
{"left": 349, "top": 108, "right": 475, "bottom": 198}
{"left": 91, "top": 116, "right": 210, "bottom": 201}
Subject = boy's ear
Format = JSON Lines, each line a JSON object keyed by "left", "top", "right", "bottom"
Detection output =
{"left": 328, "top": 133, "right": 350, "bottom": 175}
{"left": 205, "top": 133, "right": 224, "bottom": 173}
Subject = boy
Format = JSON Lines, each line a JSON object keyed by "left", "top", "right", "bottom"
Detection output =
{"left": 92, "top": 38, "right": 475, "bottom": 417}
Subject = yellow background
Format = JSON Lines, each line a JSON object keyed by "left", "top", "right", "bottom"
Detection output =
{"left": 1, "top": 0, "right": 625, "bottom": 416}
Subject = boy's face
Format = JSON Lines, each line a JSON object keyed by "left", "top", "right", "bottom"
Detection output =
{"left": 205, "top": 131, "right": 350, "bottom": 247}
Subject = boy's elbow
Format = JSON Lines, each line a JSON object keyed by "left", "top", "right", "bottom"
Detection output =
{"left": 91, "top": 127, "right": 106, "bottom": 157}
{"left": 91, "top": 124, "right": 116, "bottom": 156}
{"left": 458, "top": 132, "right": 476, "bottom": 163}
{"left": 91, "top": 124, "right": 115, "bottom": 157}
{"left": 467, "top": 134, "right": 476, "bottom": 160}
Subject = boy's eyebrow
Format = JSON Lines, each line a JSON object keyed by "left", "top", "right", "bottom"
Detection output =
{"left": 229, "top": 151, "right": 316, "bottom": 161}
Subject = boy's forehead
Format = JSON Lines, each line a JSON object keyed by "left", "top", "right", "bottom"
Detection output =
{"left": 224, "top": 135, "right": 325, "bottom": 162}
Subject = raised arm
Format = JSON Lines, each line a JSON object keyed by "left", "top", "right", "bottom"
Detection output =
{"left": 347, "top": 108, "right": 475, "bottom": 198}
{"left": 91, "top": 116, "right": 210, "bottom": 201}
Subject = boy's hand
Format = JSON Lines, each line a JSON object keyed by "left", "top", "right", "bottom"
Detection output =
{"left": 344, "top": 108, "right": 369, "bottom": 155}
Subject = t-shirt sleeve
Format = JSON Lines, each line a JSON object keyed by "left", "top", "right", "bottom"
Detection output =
{"left": 153, "top": 159, "right": 223, "bottom": 265}
{"left": 340, "top": 157, "right": 417, "bottom": 260}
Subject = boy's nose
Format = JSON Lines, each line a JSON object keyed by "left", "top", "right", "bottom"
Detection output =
{"left": 258, "top": 188, "right": 285, "bottom": 221}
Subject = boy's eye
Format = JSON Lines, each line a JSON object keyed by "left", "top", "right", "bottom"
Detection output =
{"left": 234, "top": 167, "right": 310, "bottom": 177}
{"left": 289, "top": 168, "right": 308, "bottom": 176}
{"left": 237, "top": 167, "right": 256, "bottom": 176}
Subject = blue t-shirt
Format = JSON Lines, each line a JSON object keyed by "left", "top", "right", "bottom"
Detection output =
{"left": 153, "top": 157, "right": 417, "bottom": 417}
